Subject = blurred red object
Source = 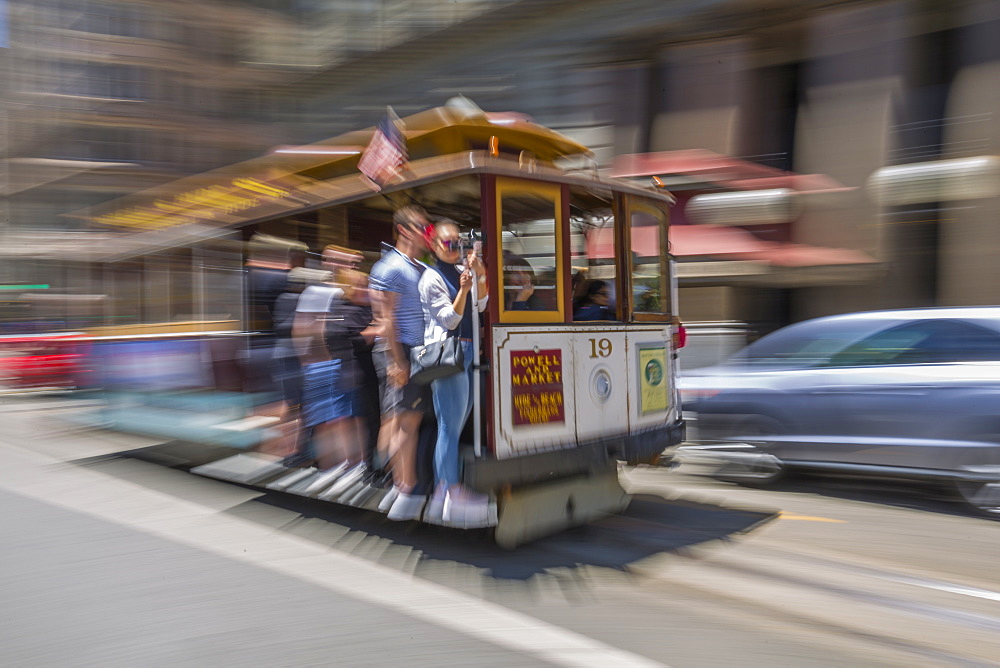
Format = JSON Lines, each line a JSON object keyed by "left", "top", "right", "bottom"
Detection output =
{"left": 672, "top": 323, "right": 687, "bottom": 349}
{"left": 0, "top": 335, "right": 92, "bottom": 390}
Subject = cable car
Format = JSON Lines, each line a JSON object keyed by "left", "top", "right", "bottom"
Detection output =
{"left": 85, "top": 101, "right": 684, "bottom": 547}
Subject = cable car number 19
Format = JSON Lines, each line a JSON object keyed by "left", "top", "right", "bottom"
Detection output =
{"left": 589, "top": 338, "right": 612, "bottom": 358}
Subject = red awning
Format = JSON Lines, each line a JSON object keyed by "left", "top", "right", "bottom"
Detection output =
{"left": 582, "top": 225, "right": 662, "bottom": 259}
{"left": 744, "top": 243, "right": 877, "bottom": 268}
{"left": 672, "top": 225, "right": 875, "bottom": 267}
{"left": 584, "top": 224, "right": 875, "bottom": 268}
{"left": 669, "top": 224, "right": 763, "bottom": 256}
{"left": 611, "top": 149, "right": 851, "bottom": 193}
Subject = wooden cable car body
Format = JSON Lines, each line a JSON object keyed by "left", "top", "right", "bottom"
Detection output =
{"left": 85, "top": 104, "right": 684, "bottom": 547}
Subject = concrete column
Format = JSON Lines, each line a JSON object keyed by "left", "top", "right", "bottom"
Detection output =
{"left": 649, "top": 39, "right": 747, "bottom": 155}
{"left": 938, "top": 4, "right": 1000, "bottom": 305}
{"left": 791, "top": 2, "right": 908, "bottom": 319}
{"left": 609, "top": 62, "right": 651, "bottom": 156}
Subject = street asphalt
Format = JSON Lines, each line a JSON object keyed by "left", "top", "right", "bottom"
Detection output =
{"left": 2, "top": 394, "right": 1000, "bottom": 666}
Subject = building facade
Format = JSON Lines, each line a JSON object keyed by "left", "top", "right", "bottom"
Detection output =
{"left": 3, "top": 0, "right": 1000, "bottom": 332}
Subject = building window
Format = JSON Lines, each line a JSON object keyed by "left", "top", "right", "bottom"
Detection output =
{"left": 55, "top": 62, "right": 148, "bottom": 100}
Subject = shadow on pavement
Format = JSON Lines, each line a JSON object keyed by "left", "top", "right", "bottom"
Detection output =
{"left": 691, "top": 469, "right": 982, "bottom": 519}
{"left": 252, "top": 491, "right": 778, "bottom": 581}
{"left": 74, "top": 443, "right": 779, "bottom": 582}
{"left": 766, "top": 473, "right": 981, "bottom": 518}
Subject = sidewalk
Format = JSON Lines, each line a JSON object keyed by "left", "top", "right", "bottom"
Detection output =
{"left": 0, "top": 406, "right": 660, "bottom": 668}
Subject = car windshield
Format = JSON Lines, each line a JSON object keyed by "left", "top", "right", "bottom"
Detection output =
{"left": 727, "top": 318, "right": 885, "bottom": 368}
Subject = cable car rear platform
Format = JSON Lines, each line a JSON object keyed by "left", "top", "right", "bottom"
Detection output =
{"left": 130, "top": 444, "right": 776, "bottom": 559}
{"left": 61, "top": 440, "right": 776, "bottom": 575}
{"left": 188, "top": 449, "right": 628, "bottom": 547}
{"left": 52, "top": 406, "right": 774, "bottom": 556}
{"left": 69, "top": 394, "right": 688, "bottom": 547}
{"left": 184, "top": 419, "right": 687, "bottom": 548}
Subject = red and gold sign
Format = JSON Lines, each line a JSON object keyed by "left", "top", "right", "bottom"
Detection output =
{"left": 510, "top": 349, "right": 564, "bottom": 426}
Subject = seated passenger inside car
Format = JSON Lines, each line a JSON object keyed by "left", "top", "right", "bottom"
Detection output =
{"left": 574, "top": 280, "right": 615, "bottom": 321}
{"left": 503, "top": 252, "right": 546, "bottom": 311}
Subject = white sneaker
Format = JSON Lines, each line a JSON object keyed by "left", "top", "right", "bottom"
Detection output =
{"left": 377, "top": 486, "right": 399, "bottom": 513}
{"left": 387, "top": 492, "right": 426, "bottom": 521}
{"left": 323, "top": 462, "right": 367, "bottom": 500}
{"left": 423, "top": 486, "right": 448, "bottom": 525}
{"left": 303, "top": 462, "right": 349, "bottom": 496}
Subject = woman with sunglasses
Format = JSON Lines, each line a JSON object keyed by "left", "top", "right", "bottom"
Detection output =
{"left": 417, "top": 219, "right": 491, "bottom": 528}
{"left": 573, "top": 279, "right": 615, "bottom": 321}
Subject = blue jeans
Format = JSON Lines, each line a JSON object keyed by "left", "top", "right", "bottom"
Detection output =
{"left": 431, "top": 339, "right": 474, "bottom": 488}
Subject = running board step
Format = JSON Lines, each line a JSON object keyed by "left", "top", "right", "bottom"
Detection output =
{"left": 265, "top": 467, "right": 317, "bottom": 492}
{"left": 190, "top": 453, "right": 291, "bottom": 485}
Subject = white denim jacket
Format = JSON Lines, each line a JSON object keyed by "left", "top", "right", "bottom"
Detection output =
{"left": 418, "top": 263, "right": 488, "bottom": 345}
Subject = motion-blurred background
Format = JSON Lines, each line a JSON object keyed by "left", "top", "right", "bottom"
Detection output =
{"left": 1, "top": 0, "right": 999, "bottom": 350}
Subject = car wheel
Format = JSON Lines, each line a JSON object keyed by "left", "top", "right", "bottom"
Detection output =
{"left": 955, "top": 478, "right": 1000, "bottom": 517}
{"left": 714, "top": 415, "right": 787, "bottom": 488}
{"left": 955, "top": 434, "right": 1000, "bottom": 518}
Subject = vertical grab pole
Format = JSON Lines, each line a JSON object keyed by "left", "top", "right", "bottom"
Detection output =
{"left": 471, "top": 240, "right": 483, "bottom": 458}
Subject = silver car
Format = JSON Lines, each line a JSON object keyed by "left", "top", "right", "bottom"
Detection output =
{"left": 677, "top": 307, "right": 1000, "bottom": 516}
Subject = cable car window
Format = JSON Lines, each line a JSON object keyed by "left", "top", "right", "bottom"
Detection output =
{"left": 569, "top": 187, "right": 618, "bottom": 322}
{"left": 495, "top": 178, "right": 565, "bottom": 323}
{"left": 628, "top": 200, "right": 669, "bottom": 318}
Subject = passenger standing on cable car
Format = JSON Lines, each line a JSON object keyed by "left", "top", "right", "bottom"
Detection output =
{"left": 244, "top": 235, "right": 302, "bottom": 417}
{"left": 418, "top": 220, "right": 490, "bottom": 527}
{"left": 333, "top": 268, "right": 383, "bottom": 506}
{"left": 316, "top": 268, "right": 376, "bottom": 499}
{"left": 369, "top": 206, "right": 432, "bottom": 520}
{"left": 292, "top": 268, "right": 341, "bottom": 469}
{"left": 292, "top": 246, "right": 363, "bottom": 470}
{"left": 269, "top": 267, "right": 319, "bottom": 460}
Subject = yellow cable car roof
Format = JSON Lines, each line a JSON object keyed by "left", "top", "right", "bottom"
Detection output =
{"left": 81, "top": 105, "right": 593, "bottom": 230}
{"left": 325, "top": 106, "right": 592, "bottom": 162}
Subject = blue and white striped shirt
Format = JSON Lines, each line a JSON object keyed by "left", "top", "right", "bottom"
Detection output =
{"left": 369, "top": 245, "right": 427, "bottom": 347}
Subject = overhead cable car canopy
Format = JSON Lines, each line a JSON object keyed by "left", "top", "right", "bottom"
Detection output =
{"left": 79, "top": 101, "right": 593, "bottom": 235}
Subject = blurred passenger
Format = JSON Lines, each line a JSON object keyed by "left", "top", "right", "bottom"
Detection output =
{"left": 503, "top": 251, "right": 544, "bottom": 311}
{"left": 573, "top": 280, "right": 615, "bottom": 321}
{"left": 292, "top": 269, "right": 343, "bottom": 471}
{"left": 244, "top": 234, "right": 305, "bottom": 419}
{"left": 266, "top": 267, "right": 323, "bottom": 459}
{"left": 369, "top": 206, "right": 432, "bottom": 520}
{"left": 571, "top": 268, "right": 590, "bottom": 311}
{"left": 318, "top": 269, "right": 377, "bottom": 500}
{"left": 339, "top": 272, "right": 384, "bottom": 506}
{"left": 292, "top": 246, "right": 365, "bottom": 474}
{"left": 418, "top": 220, "right": 490, "bottom": 527}
{"left": 321, "top": 244, "right": 363, "bottom": 276}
